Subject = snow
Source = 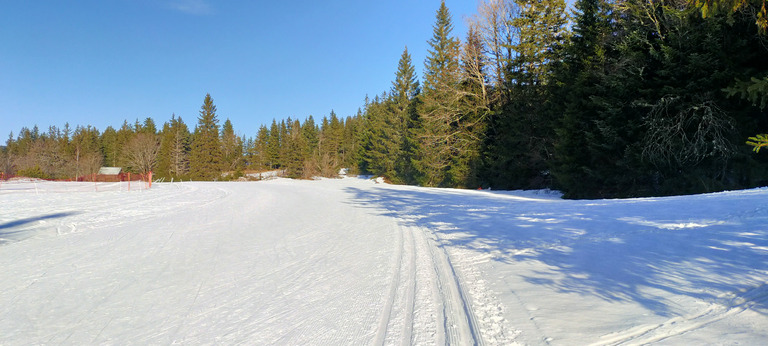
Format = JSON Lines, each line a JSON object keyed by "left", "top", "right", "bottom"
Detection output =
{"left": 1, "top": 178, "right": 767, "bottom": 344}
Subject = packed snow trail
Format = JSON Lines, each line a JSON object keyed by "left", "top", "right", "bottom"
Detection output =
{"left": 2, "top": 178, "right": 768, "bottom": 344}
{"left": 0, "top": 179, "right": 494, "bottom": 344}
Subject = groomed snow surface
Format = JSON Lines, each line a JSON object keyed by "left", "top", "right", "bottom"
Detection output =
{"left": 1, "top": 178, "right": 767, "bottom": 345}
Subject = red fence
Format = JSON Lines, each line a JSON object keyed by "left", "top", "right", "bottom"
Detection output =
{"left": 0, "top": 171, "right": 153, "bottom": 192}
{"left": 1, "top": 172, "right": 151, "bottom": 183}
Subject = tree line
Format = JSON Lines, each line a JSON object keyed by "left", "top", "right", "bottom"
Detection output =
{"left": 2, "top": 0, "right": 767, "bottom": 198}
{"left": 0, "top": 93, "right": 361, "bottom": 182}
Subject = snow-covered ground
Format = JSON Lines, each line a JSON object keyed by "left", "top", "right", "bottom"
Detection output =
{"left": 1, "top": 178, "right": 766, "bottom": 344}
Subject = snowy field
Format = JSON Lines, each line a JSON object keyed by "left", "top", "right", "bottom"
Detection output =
{"left": 1, "top": 178, "right": 767, "bottom": 345}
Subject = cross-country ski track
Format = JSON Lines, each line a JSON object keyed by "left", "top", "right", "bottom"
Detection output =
{"left": 1, "top": 177, "right": 767, "bottom": 344}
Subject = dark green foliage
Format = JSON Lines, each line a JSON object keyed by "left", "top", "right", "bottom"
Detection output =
{"left": 221, "top": 118, "right": 243, "bottom": 173}
{"left": 549, "top": 0, "right": 617, "bottom": 197}
{"left": 416, "top": 1, "right": 463, "bottom": 187}
{"left": 481, "top": 0, "right": 569, "bottom": 190}
{"left": 551, "top": 0, "right": 768, "bottom": 198}
{"left": 360, "top": 46, "right": 421, "bottom": 184}
{"left": 157, "top": 114, "right": 191, "bottom": 179}
{"left": 190, "top": 94, "right": 223, "bottom": 180}
{"left": 725, "top": 76, "right": 768, "bottom": 110}
{"left": 100, "top": 126, "right": 120, "bottom": 167}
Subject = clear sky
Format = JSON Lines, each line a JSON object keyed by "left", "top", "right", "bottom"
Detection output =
{"left": 1, "top": 0, "right": 480, "bottom": 140}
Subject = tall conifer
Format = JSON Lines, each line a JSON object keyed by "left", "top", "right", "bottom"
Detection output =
{"left": 221, "top": 118, "right": 242, "bottom": 173}
{"left": 417, "top": 0, "right": 462, "bottom": 187}
{"left": 190, "top": 93, "right": 223, "bottom": 180}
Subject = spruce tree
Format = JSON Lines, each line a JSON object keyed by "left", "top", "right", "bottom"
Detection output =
{"left": 417, "top": 0, "right": 462, "bottom": 187}
{"left": 392, "top": 47, "right": 420, "bottom": 184}
{"left": 173, "top": 116, "right": 191, "bottom": 178}
{"left": 100, "top": 126, "right": 119, "bottom": 167}
{"left": 361, "top": 46, "right": 420, "bottom": 183}
{"left": 341, "top": 114, "right": 363, "bottom": 171}
{"left": 278, "top": 120, "right": 289, "bottom": 169}
{"left": 451, "top": 26, "right": 489, "bottom": 188}
{"left": 267, "top": 119, "right": 281, "bottom": 169}
{"left": 482, "top": 0, "right": 568, "bottom": 189}
{"left": 142, "top": 117, "right": 157, "bottom": 135}
{"left": 254, "top": 125, "right": 270, "bottom": 170}
{"left": 362, "top": 95, "right": 399, "bottom": 180}
{"left": 392, "top": 47, "right": 419, "bottom": 108}
{"left": 282, "top": 118, "right": 305, "bottom": 178}
{"left": 156, "top": 121, "right": 173, "bottom": 178}
{"left": 510, "top": 0, "right": 569, "bottom": 85}
{"left": 550, "top": 0, "right": 614, "bottom": 197}
{"left": 190, "top": 93, "right": 223, "bottom": 180}
{"left": 220, "top": 118, "right": 242, "bottom": 173}
{"left": 302, "top": 116, "right": 319, "bottom": 161}
{"left": 115, "top": 120, "right": 134, "bottom": 168}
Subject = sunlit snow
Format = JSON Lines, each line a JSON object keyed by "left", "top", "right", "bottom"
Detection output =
{"left": 1, "top": 178, "right": 766, "bottom": 344}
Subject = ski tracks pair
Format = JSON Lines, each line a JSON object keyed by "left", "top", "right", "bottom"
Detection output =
{"left": 374, "top": 218, "right": 515, "bottom": 345}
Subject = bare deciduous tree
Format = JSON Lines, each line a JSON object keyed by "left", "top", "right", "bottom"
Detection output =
{"left": 467, "top": 0, "right": 518, "bottom": 94}
{"left": 124, "top": 133, "right": 160, "bottom": 174}
{"left": 642, "top": 96, "right": 736, "bottom": 168}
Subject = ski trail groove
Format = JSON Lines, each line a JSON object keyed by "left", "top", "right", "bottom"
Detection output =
{"left": 591, "top": 282, "right": 768, "bottom": 345}
{"left": 374, "top": 222, "right": 419, "bottom": 345}
{"left": 400, "top": 226, "right": 417, "bottom": 345}
{"left": 423, "top": 227, "right": 480, "bottom": 346}
{"left": 374, "top": 220, "right": 481, "bottom": 345}
{"left": 373, "top": 219, "right": 404, "bottom": 345}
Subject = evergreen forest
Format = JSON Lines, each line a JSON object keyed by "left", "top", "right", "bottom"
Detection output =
{"left": 2, "top": 0, "right": 768, "bottom": 199}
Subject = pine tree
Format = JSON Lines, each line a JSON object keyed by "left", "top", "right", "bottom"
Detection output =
{"left": 190, "top": 93, "right": 223, "bottom": 180}
{"left": 319, "top": 111, "right": 343, "bottom": 161}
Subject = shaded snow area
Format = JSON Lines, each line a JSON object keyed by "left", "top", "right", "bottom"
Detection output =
{"left": 1, "top": 179, "right": 767, "bottom": 345}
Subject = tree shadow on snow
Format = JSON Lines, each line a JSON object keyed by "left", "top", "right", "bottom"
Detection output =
{"left": 344, "top": 185, "right": 768, "bottom": 317}
{"left": 0, "top": 212, "right": 79, "bottom": 244}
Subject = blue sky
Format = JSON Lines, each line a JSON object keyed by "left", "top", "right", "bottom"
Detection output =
{"left": 1, "top": 0, "right": 479, "bottom": 139}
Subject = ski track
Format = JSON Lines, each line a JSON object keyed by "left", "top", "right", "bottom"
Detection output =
{"left": 0, "top": 178, "right": 509, "bottom": 344}
{"left": 591, "top": 282, "right": 768, "bottom": 345}
{"left": 374, "top": 220, "right": 484, "bottom": 346}
{"left": 371, "top": 211, "right": 517, "bottom": 345}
